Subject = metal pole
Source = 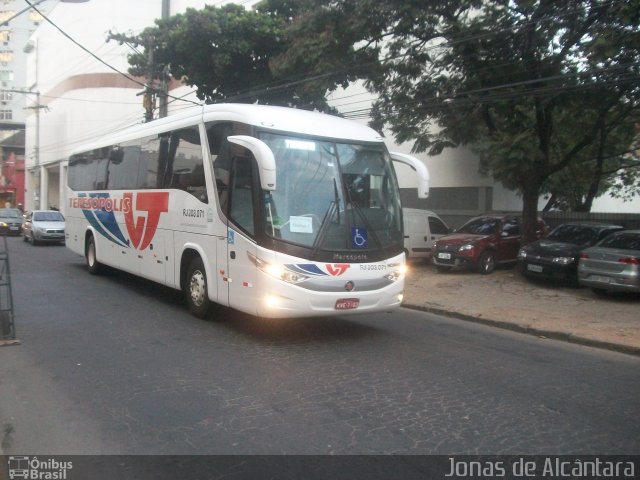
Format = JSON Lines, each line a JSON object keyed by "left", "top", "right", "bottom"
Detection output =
{"left": 35, "top": 91, "right": 41, "bottom": 209}
{"left": 159, "top": 0, "right": 170, "bottom": 118}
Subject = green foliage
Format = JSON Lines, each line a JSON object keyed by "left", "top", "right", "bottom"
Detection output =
{"left": 127, "top": 1, "right": 640, "bottom": 231}
{"left": 127, "top": 0, "right": 328, "bottom": 108}
{"left": 276, "top": 0, "right": 640, "bottom": 238}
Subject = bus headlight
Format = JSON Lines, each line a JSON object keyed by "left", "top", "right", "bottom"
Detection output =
{"left": 250, "top": 253, "right": 310, "bottom": 284}
{"left": 385, "top": 262, "right": 407, "bottom": 282}
{"left": 265, "top": 294, "right": 281, "bottom": 308}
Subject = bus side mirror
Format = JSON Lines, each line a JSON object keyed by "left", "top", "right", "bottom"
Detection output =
{"left": 227, "top": 135, "right": 276, "bottom": 191}
{"left": 390, "top": 152, "right": 429, "bottom": 199}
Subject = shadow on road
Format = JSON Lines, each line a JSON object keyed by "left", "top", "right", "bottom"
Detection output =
{"left": 217, "top": 307, "right": 386, "bottom": 345}
{"left": 68, "top": 261, "right": 385, "bottom": 346}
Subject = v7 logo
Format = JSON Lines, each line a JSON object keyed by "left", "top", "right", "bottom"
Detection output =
{"left": 124, "top": 192, "right": 169, "bottom": 250}
{"left": 326, "top": 264, "right": 350, "bottom": 276}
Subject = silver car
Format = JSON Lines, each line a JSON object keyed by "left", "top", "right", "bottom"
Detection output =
{"left": 22, "top": 210, "right": 66, "bottom": 245}
{"left": 578, "top": 230, "right": 640, "bottom": 293}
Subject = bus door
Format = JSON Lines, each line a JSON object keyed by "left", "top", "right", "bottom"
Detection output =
{"left": 224, "top": 154, "right": 260, "bottom": 315}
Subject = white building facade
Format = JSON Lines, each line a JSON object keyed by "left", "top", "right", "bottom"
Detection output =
{"left": 22, "top": 0, "right": 638, "bottom": 219}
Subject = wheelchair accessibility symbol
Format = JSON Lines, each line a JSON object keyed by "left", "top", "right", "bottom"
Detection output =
{"left": 352, "top": 227, "right": 368, "bottom": 248}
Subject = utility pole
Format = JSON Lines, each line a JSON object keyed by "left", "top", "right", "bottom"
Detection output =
{"left": 107, "top": 1, "right": 170, "bottom": 121}
{"left": 159, "top": 0, "right": 170, "bottom": 118}
{"left": 28, "top": 92, "right": 45, "bottom": 209}
{"left": 106, "top": 32, "right": 167, "bottom": 122}
{"left": 5, "top": 88, "right": 46, "bottom": 209}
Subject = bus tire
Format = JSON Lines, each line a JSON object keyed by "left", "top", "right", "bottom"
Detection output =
{"left": 186, "top": 258, "right": 210, "bottom": 319}
{"left": 85, "top": 235, "right": 103, "bottom": 274}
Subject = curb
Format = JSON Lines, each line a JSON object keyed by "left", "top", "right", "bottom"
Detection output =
{"left": 403, "top": 303, "right": 640, "bottom": 357}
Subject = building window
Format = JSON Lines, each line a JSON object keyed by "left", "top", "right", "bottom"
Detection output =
{"left": 0, "top": 110, "right": 13, "bottom": 120}
{"left": 0, "top": 31, "right": 10, "bottom": 44}
{"left": 29, "top": 10, "right": 43, "bottom": 24}
{"left": 0, "top": 51, "right": 13, "bottom": 63}
{"left": 0, "top": 11, "right": 16, "bottom": 23}
{"left": 0, "top": 90, "right": 11, "bottom": 101}
{"left": 0, "top": 70, "right": 13, "bottom": 81}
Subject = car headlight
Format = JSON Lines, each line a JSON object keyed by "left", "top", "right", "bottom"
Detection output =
{"left": 552, "top": 256, "right": 574, "bottom": 265}
{"left": 518, "top": 248, "right": 527, "bottom": 260}
{"left": 0, "top": 222, "right": 7, "bottom": 228}
{"left": 458, "top": 243, "right": 475, "bottom": 252}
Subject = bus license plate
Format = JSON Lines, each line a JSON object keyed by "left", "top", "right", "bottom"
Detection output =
{"left": 335, "top": 298, "right": 360, "bottom": 310}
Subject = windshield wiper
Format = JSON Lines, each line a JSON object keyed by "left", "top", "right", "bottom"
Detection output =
{"left": 311, "top": 200, "right": 337, "bottom": 257}
{"left": 311, "top": 178, "right": 343, "bottom": 257}
{"left": 333, "top": 178, "right": 341, "bottom": 225}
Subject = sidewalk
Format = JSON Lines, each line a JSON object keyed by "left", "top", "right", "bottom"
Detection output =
{"left": 402, "top": 261, "right": 640, "bottom": 356}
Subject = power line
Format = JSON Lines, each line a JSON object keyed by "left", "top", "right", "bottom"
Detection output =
{"left": 25, "top": 0, "right": 201, "bottom": 112}
{"left": 25, "top": 1, "right": 147, "bottom": 89}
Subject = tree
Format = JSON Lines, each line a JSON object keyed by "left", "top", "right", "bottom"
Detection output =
{"left": 126, "top": 1, "right": 330, "bottom": 109}
{"left": 274, "top": 0, "right": 640, "bottom": 241}
{"left": 542, "top": 110, "right": 640, "bottom": 212}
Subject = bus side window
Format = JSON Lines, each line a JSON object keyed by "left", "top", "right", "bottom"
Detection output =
{"left": 159, "top": 127, "right": 208, "bottom": 202}
{"left": 208, "top": 121, "right": 252, "bottom": 212}
{"left": 138, "top": 135, "right": 161, "bottom": 189}
{"left": 228, "top": 155, "right": 255, "bottom": 236}
{"left": 108, "top": 141, "right": 141, "bottom": 190}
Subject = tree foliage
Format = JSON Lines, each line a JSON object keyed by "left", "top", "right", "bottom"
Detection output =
{"left": 126, "top": 0, "right": 332, "bottom": 109}
{"left": 275, "top": 0, "right": 640, "bottom": 240}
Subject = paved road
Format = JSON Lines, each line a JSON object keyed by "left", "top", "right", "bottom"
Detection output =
{"left": 1, "top": 236, "right": 639, "bottom": 456}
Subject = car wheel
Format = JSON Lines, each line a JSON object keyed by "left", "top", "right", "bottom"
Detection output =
{"left": 186, "top": 257, "right": 210, "bottom": 319}
{"left": 85, "top": 235, "right": 103, "bottom": 274}
{"left": 477, "top": 251, "right": 496, "bottom": 274}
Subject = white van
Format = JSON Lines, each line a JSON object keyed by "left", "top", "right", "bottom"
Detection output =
{"left": 403, "top": 208, "right": 450, "bottom": 261}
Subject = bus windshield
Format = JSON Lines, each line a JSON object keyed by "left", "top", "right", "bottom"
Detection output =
{"left": 259, "top": 132, "right": 403, "bottom": 256}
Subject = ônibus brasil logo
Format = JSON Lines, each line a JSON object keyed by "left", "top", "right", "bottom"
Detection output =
{"left": 69, "top": 192, "right": 169, "bottom": 250}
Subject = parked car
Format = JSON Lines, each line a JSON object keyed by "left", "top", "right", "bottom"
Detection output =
{"left": 433, "top": 214, "right": 546, "bottom": 274}
{"left": 578, "top": 230, "right": 640, "bottom": 294}
{"left": 22, "top": 210, "right": 66, "bottom": 245}
{"left": 403, "top": 208, "right": 450, "bottom": 261}
{"left": 0, "top": 208, "right": 24, "bottom": 236}
{"left": 517, "top": 223, "right": 625, "bottom": 286}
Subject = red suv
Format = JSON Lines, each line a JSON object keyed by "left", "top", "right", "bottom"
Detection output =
{"left": 432, "top": 215, "right": 546, "bottom": 274}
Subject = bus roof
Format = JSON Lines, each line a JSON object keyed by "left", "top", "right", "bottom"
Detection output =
{"left": 70, "top": 104, "right": 385, "bottom": 156}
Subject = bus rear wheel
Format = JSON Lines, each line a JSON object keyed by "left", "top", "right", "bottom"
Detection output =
{"left": 186, "top": 258, "right": 210, "bottom": 319}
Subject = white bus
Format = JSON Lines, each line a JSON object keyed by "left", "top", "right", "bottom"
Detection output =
{"left": 65, "top": 104, "right": 429, "bottom": 319}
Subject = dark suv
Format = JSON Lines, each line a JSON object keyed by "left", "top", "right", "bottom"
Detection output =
{"left": 433, "top": 215, "right": 546, "bottom": 274}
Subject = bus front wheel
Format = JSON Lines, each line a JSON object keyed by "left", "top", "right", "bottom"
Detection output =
{"left": 186, "top": 258, "right": 210, "bottom": 319}
{"left": 85, "top": 235, "right": 103, "bottom": 274}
